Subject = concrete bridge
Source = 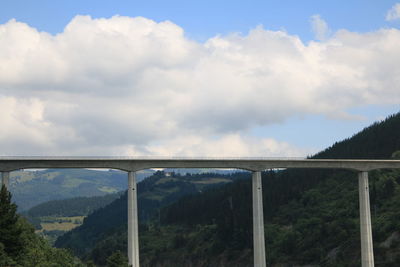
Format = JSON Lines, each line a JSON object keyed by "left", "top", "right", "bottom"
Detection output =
{"left": 2, "top": 157, "right": 400, "bottom": 267}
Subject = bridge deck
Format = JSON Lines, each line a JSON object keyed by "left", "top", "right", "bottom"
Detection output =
{"left": 0, "top": 157, "right": 400, "bottom": 172}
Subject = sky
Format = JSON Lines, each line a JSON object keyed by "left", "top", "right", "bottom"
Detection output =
{"left": 0, "top": 0, "right": 399, "bottom": 157}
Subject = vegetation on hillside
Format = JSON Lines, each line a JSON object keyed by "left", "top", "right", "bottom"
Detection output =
{"left": 155, "top": 168, "right": 400, "bottom": 266}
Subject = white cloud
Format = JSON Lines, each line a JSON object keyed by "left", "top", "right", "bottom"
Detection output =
{"left": 386, "top": 3, "right": 400, "bottom": 21}
{"left": 122, "top": 134, "right": 311, "bottom": 158}
{"left": 0, "top": 16, "right": 399, "bottom": 157}
{"left": 310, "top": 14, "right": 330, "bottom": 40}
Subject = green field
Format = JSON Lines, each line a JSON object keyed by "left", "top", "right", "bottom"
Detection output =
{"left": 192, "top": 178, "right": 232, "bottom": 184}
{"left": 38, "top": 216, "right": 85, "bottom": 232}
{"left": 36, "top": 216, "right": 85, "bottom": 244}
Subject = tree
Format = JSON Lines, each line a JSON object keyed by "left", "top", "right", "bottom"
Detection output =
{"left": 0, "top": 242, "right": 16, "bottom": 266}
{"left": 391, "top": 150, "right": 400, "bottom": 159}
{"left": 106, "top": 250, "right": 130, "bottom": 267}
{"left": 0, "top": 184, "right": 24, "bottom": 257}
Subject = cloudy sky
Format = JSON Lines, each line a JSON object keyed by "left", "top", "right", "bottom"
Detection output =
{"left": 0, "top": 0, "right": 399, "bottom": 157}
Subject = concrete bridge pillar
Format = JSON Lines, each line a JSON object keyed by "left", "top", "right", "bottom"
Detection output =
{"left": 128, "top": 171, "right": 140, "bottom": 267}
{"left": 1, "top": 171, "right": 10, "bottom": 189}
{"left": 359, "top": 171, "right": 374, "bottom": 267}
{"left": 252, "top": 171, "right": 266, "bottom": 267}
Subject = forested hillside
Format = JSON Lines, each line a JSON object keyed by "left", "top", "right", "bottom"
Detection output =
{"left": 57, "top": 112, "right": 400, "bottom": 266}
{"left": 314, "top": 113, "right": 400, "bottom": 159}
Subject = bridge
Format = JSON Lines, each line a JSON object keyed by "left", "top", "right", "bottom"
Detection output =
{"left": 2, "top": 157, "right": 400, "bottom": 267}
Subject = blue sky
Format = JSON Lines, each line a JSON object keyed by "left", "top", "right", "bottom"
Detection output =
{"left": 0, "top": 0, "right": 399, "bottom": 157}
{"left": 2, "top": 0, "right": 399, "bottom": 40}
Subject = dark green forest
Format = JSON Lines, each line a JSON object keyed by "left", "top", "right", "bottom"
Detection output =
{"left": 52, "top": 112, "right": 400, "bottom": 266}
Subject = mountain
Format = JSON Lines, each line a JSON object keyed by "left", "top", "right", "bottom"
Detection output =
{"left": 56, "top": 112, "right": 400, "bottom": 266}
{"left": 9, "top": 168, "right": 154, "bottom": 211}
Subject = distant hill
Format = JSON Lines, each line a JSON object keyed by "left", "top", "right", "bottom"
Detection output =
{"left": 54, "top": 112, "right": 400, "bottom": 266}
{"left": 23, "top": 192, "right": 122, "bottom": 218}
{"left": 9, "top": 168, "right": 154, "bottom": 211}
{"left": 164, "top": 168, "right": 238, "bottom": 175}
